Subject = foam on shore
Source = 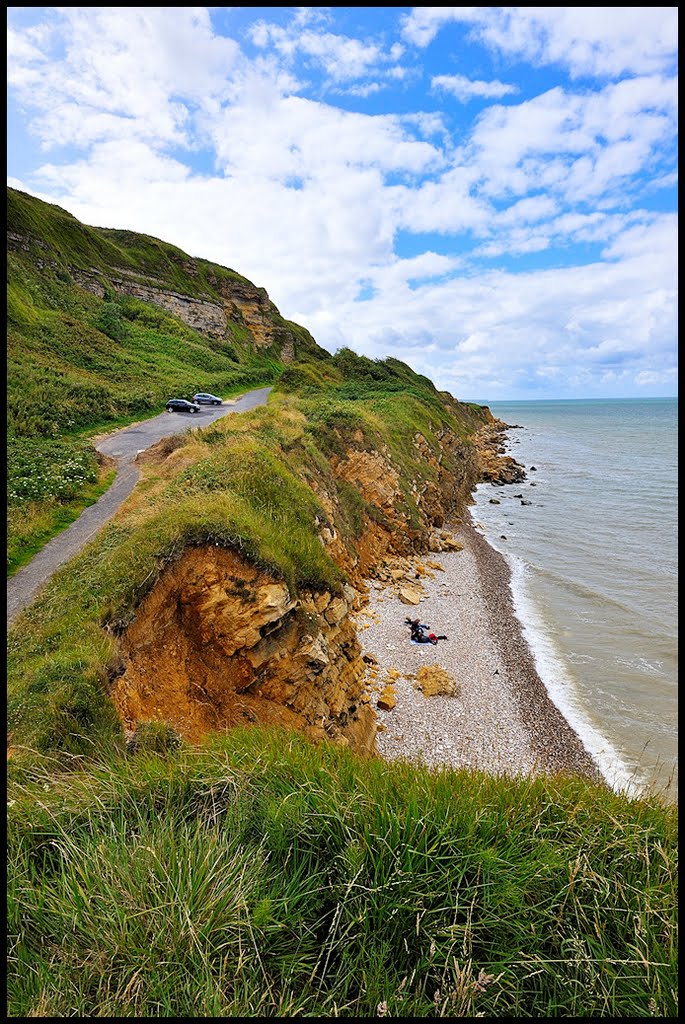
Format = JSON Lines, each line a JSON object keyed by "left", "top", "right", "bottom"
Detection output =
{"left": 488, "top": 534, "right": 645, "bottom": 797}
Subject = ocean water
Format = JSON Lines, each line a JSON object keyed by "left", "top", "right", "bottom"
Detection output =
{"left": 470, "top": 398, "right": 678, "bottom": 801}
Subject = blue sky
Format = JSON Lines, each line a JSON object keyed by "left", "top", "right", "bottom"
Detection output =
{"left": 7, "top": 7, "right": 678, "bottom": 400}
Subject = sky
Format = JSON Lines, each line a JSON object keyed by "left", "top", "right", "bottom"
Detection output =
{"left": 7, "top": 6, "right": 678, "bottom": 401}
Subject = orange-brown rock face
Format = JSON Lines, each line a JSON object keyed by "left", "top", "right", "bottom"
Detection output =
{"left": 216, "top": 278, "right": 289, "bottom": 353}
{"left": 111, "top": 547, "right": 376, "bottom": 754}
{"left": 112, "top": 419, "right": 487, "bottom": 754}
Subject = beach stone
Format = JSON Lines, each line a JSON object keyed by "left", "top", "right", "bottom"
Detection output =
{"left": 399, "top": 585, "right": 422, "bottom": 605}
{"left": 377, "top": 684, "right": 396, "bottom": 711}
{"left": 489, "top": 498, "right": 501, "bottom": 504}
{"left": 439, "top": 533, "right": 464, "bottom": 551}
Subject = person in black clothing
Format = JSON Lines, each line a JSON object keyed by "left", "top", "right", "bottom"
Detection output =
{"left": 406, "top": 617, "right": 430, "bottom": 642}
{"left": 405, "top": 617, "right": 448, "bottom": 644}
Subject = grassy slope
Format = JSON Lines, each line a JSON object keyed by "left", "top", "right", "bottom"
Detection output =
{"left": 7, "top": 729, "right": 677, "bottom": 1018}
{"left": 6, "top": 187, "right": 323, "bottom": 569}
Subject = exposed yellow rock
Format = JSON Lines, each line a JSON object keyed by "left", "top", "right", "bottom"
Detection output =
{"left": 439, "top": 534, "right": 464, "bottom": 552}
{"left": 377, "top": 685, "right": 396, "bottom": 711}
{"left": 414, "top": 665, "right": 458, "bottom": 697}
{"left": 398, "top": 584, "right": 423, "bottom": 605}
{"left": 112, "top": 546, "right": 376, "bottom": 754}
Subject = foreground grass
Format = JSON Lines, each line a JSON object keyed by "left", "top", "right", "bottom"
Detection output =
{"left": 7, "top": 728, "right": 677, "bottom": 1018}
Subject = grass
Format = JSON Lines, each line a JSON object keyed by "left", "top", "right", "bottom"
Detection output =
{"left": 6, "top": 728, "right": 678, "bottom": 1018}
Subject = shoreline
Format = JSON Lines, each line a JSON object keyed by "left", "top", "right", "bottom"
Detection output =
{"left": 358, "top": 515, "right": 603, "bottom": 785}
{"left": 457, "top": 513, "right": 603, "bottom": 781}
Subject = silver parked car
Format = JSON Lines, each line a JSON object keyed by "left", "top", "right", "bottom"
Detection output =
{"left": 192, "top": 392, "right": 223, "bottom": 405}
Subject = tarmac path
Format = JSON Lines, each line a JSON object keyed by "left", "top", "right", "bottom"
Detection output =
{"left": 7, "top": 387, "right": 272, "bottom": 625}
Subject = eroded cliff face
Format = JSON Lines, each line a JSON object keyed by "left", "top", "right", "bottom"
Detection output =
{"left": 112, "top": 417, "right": 520, "bottom": 754}
{"left": 111, "top": 547, "right": 376, "bottom": 753}
{"left": 75, "top": 264, "right": 297, "bottom": 357}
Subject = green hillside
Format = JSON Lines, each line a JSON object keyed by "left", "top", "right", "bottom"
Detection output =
{"left": 7, "top": 186, "right": 324, "bottom": 441}
{"left": 6, "top": 186, "right": 325, "bottom": 573}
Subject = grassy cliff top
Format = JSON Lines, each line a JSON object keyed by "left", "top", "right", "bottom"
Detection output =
{"left": 7, "top": 726, "right": 678, "bottom": 1018}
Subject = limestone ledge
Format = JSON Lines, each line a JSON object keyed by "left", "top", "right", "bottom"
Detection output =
{"left": 8, "top": 229, "right": 295, "bottom": 357}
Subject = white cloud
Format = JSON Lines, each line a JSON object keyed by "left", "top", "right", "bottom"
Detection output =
{"left": 432, "top": 73, "right": 517, "bottom": 102}
{"left": 302, "top": 215, "right": 677, "bottom": 398}
{"left": 251, "top": 24, "right": 383, "bottom": 81}
{"left": 9, "top": 7, "right": 240, "bottom": 149}
{"left": 466, "top": 77, "right": 677, "bottom": 203}
{"left": 402, "top": 7, "right": 678, "bottom": 79}
{"left": 249, "top": 17, "right": 407, "bottom": 89}
{"left": 7, "top": 7, "right": 677, "bottom": 399}
{"left": 207, "top": 92, "right": 443, "bottom": 182}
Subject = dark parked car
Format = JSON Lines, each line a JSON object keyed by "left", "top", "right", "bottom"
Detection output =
{"left": 166, "top": 398, "right": 201, "bottom": 414}
{"left": 192, "top": 392, "right": 223, "bottom": 405}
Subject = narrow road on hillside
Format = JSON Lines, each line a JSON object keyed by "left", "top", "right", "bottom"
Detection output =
{"left": 7, "top": 387, "right": 272, "bottom": 625}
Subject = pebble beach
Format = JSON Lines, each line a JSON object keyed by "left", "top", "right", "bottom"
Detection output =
{"left": 358, "top": 515, "right": 603, "bottom": 785}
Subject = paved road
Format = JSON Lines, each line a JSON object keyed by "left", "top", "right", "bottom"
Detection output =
{"left": 7, "top": 387, "right": 272, "bottom": 625}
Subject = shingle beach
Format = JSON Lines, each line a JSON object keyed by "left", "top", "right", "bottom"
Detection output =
{"left": 358, "top": 515, "right": 603, "bottom": 784}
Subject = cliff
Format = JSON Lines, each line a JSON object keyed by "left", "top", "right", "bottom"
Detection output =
{"left": 106, "top": 381, "right": 515, "bottom": 756}
{"left": 7, "top": 186, "right": 324, "bottom": 439}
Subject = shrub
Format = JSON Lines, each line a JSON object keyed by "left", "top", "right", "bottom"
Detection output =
{"left": 95, "top": 301, "right": 125, "bottom": 341}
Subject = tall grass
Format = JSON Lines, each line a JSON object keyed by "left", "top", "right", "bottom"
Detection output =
{"left": 7, "top": 729, "right": 678, "bottom": 1017}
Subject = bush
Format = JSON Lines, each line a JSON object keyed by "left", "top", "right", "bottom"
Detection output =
{"left": 95, "top": 301, "right": 125, "bottom": 341}
{"left": 7, "top": 438, "right": 99, "bottom": 505}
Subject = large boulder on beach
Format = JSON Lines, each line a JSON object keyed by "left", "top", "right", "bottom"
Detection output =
{"left": 377, "top": 684, "right": 396, "bottom": 711}
{"left": 414, "top": 665, "right": 458, "bottom": 697}
{"left": 398, "top": 584, "right": 423, "bottom": 605}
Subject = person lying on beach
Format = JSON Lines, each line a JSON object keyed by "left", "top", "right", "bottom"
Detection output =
{"left": 405, "top": 617, "right": 448, "bottom": 645}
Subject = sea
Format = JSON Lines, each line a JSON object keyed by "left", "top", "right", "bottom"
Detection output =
{"left": 469, "top": 398, "right": 678, "bottom": 802}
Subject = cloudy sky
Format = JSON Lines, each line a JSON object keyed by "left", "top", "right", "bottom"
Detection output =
{"left": 7, "top": 7, "right": 678, "bottom": 401}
